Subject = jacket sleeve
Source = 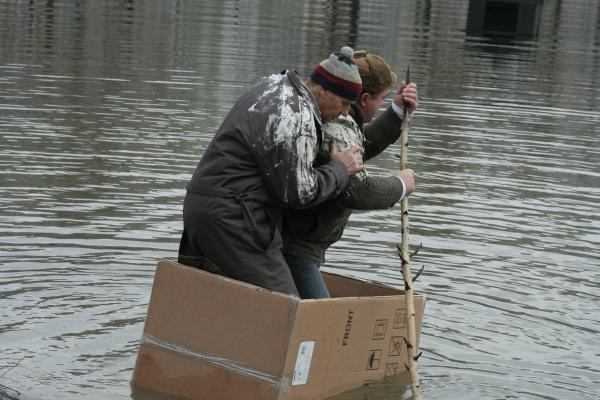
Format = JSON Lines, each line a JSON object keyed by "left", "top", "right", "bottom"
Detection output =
{"left": 362, "top": 106, "right": 403, "bottom": 161}
{"left": 339, "top": 175, "right": 404, "bottom": 210}
{"left": 256, "top": 102, "right": 349, "bottom": 209}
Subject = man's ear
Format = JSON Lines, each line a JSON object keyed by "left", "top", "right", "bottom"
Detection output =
{"left": 358, "top": 92, "right": 369, "bottom": 108}
{"left": 317, "top": 86, "right": 328, "bottom": 101}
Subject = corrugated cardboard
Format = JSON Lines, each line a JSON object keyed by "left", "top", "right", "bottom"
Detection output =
{"left": 131, "top": 259, "right": 425, "bottom": 400}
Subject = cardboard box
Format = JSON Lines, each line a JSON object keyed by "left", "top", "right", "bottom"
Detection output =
{"left": 131, "top": 259, "right": 425, "bottom": 400}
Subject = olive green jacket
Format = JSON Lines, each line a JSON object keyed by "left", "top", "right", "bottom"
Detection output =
{"left": 282, "top": 104, "right": 405, "bottom": 263}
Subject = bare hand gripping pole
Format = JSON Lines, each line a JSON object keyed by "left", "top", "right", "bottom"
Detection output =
{"left": 396, "top": 64, "right": 423, "bottom": 400}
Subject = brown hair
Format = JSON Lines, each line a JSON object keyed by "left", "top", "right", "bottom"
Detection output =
{"left": 352, "top": 50, "right": 397, "bottom": 95}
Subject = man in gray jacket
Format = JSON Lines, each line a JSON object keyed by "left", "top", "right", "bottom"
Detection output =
{"left": 178, "top": 47, "right": 365, "bottom": 296}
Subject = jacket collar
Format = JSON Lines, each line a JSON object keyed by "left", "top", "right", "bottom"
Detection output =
{"left": 350, "top": 103, "right": 364, "bottom": 130}
{"left": 285, "top": 70, "right": 322, "bottom": 126}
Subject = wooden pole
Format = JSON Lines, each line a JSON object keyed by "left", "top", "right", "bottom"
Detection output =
{"left": 397, "top": 64, "right": 423, "bottom": 400}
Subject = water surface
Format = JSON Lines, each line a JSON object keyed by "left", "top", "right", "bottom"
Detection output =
{"left": 1, "top": 0, "right": 599, "bottom": 399}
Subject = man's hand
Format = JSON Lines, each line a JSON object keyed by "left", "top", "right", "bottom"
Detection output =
{"left": 393, "top": 81, "right": 418, "bottom": 116}
{"left": 330, "top": 139, "right": 364, "bottom": 176}
{"left": 395, "top": 168, "right": 416, "bottom": 195}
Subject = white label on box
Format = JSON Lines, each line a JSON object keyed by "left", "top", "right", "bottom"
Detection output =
{"left": 291, "top": 340, "right": 315, "bottom": 385}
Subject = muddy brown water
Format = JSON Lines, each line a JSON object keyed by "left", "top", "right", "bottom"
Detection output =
{"left": 1, "top": 0, "right": 599, "bottom": 399}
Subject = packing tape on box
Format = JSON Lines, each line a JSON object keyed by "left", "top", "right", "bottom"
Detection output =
{"left": 141, "top": 333, "right": 284, "bottom": 387}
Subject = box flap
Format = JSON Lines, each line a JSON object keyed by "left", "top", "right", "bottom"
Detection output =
{"left": 323, "top": 272, "right": 403, "bottom": 298}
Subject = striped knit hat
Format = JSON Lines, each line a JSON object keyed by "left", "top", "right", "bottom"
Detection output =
{"left": 310, "top": 46, "right": 362, "bottom": 102}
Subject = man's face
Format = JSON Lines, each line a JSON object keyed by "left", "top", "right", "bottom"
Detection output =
{"left": 319, "top": 90, "right": 353, "bottom": 123}
{"left": 359, "top": 88, "right": 389, "bottom": 123}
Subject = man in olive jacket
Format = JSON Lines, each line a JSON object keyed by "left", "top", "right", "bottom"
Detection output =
{"left": 178, "top": 47, "right": 365, "bottom": 296}
{"left": 283, "top": 50, "right": 418, "bottom": 298}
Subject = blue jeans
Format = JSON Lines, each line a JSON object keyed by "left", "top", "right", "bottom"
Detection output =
{"left": 285, "top": 255, "right": 330, "bottom": 299}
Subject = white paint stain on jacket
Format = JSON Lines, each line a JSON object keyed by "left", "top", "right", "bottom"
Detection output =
{"left": 249, "top": 74, "right": 282, "bottom": 112}
{"left": 249, "top": 73, "right": 319, "bottom": 204}
{"left": 322, "top": 115, "right": 368, "bottom": 181}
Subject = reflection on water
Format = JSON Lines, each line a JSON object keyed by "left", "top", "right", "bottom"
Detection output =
{"left": 129, "top": 374, "right": 410, "bottom": 400}
{"left": 323, "top": 374, "right": 410, "bottom": 400}
{"left": 466, "top": 0, "right": 545, "bottom": 40}
{"left": 1, "top": 0, "right": 599, "bottom": 399}
{"left": 130, "top": 386, "right": 190, "bottom": 400}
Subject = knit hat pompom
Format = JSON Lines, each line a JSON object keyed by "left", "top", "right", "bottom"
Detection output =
{"left": 339, "top": 46, "right": 354, "bottom": 60}
{"left": 310, "top": 46, "right": 363, "bottom": 102}
{"left": 353, "top": 50, "right": 396, "bottom": 95}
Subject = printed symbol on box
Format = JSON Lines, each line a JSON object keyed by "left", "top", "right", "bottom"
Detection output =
{"left": 385, "top": 363, "right": 399, "bottom": 377}
{"left": 388, "top": 336, "right": 403, "bottom": 357}
{"left": 393, "top": 309, "right": 406, "bottom": 329}
{"left": 372, "top": 319, "right": 388, "bottom": 340}
{"left": 366, "top": 349, "right": 382, "bottom": 370}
